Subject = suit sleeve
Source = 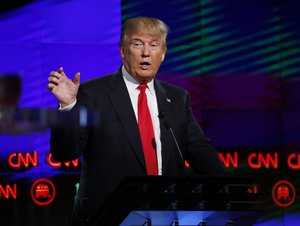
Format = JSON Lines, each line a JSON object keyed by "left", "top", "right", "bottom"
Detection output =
{"left": 50, "top": 85, "right": 92, "bottom": 162}
{"left": 184, "top": 92, "right": 225, "bottom": 175}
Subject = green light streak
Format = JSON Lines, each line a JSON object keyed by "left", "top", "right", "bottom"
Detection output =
{"left": 178, "top": 2, "right": 201, "bottom": 10}
{"left": 200, "top": 0, "right": 219, "bottom": 6}
{"left": 121, "top": 2, "right": 143, "bottom": 11}
{"left": 168, "top": 31, "right": 234, "bottom": 55}
{"left": 166, "top": 49, "right": 201, "bottom": 64}
{"left": 282, "top": 47, "right": 300, "bottom": 58}
{"left": 172, "top": 16, "right": 224, "bottom": 34}
{"left": 199, "top": 24, "right": 287, "bottom": 58}
{"left": 282, "top": 67, "right": 300, "bottom": 77}
{"left": 200, "top": 31, "right": 235, "bottom": 45}
{"left": 281, "top": 39, "right": 300, "bottom": 48}
{"left": 280, "top": 57, "right": 300, "bottom": 69}
{"left": 171, "top": 59, "right": 201, "bottom": 72}
{"left": 200, "top": 44, "right": 281, "bottom": 75}
{"left": 122, "top": 13, "right": 140, "bottom": 21}
{"left": 169, "top": 25, "right": 224, "bottom": 45}
{"left": 177, "top": 6, "right": 222, "bottom": 22}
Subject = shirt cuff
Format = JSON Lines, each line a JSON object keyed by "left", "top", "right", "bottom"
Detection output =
{"left": 58, "top": 99, "right": 77, "bottom": 111}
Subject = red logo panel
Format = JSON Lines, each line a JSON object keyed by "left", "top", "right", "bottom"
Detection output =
{"left": 272, "top": 180, "right": 296, "bottom": 208}
{"left": 31, "top": 178, "right": 56, "bottom": 206}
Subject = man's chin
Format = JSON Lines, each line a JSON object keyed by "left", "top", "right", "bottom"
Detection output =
{"left": 136, "top": 74, "right": 155, "bottom": 83}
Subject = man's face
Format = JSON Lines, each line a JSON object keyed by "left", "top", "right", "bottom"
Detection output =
{"left": 120, "top": 31, "right": 166, "bottom": 83}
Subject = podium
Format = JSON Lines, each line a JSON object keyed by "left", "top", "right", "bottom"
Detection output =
{"left": 94, "top": 176, "right": 262, "bottom": 226}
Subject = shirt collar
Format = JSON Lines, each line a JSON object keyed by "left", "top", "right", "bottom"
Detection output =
{"left": 122, "top": 65, "right": 155, "bottom": 95}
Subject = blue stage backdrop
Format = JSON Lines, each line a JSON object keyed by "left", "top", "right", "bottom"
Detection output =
{"left": 1, "top": 0, "right": 300, "bottom": 225}
{"left": 0, "top": 1, "right": 121, "bottom": 226}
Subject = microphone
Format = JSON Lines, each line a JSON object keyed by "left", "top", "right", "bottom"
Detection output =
{"left": 163, "top": 120, "right": 184, "bottom": 163}
{"left": 158, "top": 111, "right": 165, "bottom": 119}
{"left": 158, "top": 111, "right": 185, "bottom": 166}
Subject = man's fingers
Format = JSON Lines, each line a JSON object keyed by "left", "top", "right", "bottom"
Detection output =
{"left": 73, "top": 72, "right": 80, "bottom": 85}
{"left": 50, "top": 71, "right": 62, "bottom": 79}
{"left": 47, "top": 82, "right": 58, "bottom": 91}
{"left": 48, "top": 76, "right": 60, "bottom": 85}
{"left": 57, "top": 67, "right": 67, "bottom": 77}
{"left": 57, "top": 67, "right": 64, "bottom": 73}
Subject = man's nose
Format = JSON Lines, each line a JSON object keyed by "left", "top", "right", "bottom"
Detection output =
{"left": 141, "top": 45, "right": 150, "bottom": 57}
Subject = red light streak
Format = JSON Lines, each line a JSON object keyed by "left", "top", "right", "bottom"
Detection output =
{"left": 8, "top": 151, "right": 38, "bottom": 168}
{"left": 287, "top": 153, "right": 300, "bottom": 170}
{"left": 219, "top": 152, "right": 238, "bottom": 168}
{"left": 247, "top": 152, "right": 278, "bottom": 169}
{"left": 46, "top": 153, "right": 79, "bottom": 168}
{"left": 0, "top": 184, "right": 17, "bottom": 199}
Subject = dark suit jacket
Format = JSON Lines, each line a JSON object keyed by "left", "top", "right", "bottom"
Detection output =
{"left": 50, "top": 67, "right": 224, "bottom": 225}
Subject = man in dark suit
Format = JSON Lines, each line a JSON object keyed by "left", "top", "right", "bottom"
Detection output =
{"left": 47, "top": 17, "right": 224, "bottom": 226}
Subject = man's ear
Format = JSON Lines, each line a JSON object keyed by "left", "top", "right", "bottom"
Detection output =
{"left": 161, "top": 52, "right": 166, "bottom": 62}
{"left": 120, "top": 47, "right": 125, "bottom": 59}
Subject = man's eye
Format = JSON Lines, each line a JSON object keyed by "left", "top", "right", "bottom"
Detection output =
{"left": 133, "top": 42, "right": 143, "bottom": 47}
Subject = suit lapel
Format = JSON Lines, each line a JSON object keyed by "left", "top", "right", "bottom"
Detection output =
{"left": 107, "top": 70, "right": 146, "bottom": 170}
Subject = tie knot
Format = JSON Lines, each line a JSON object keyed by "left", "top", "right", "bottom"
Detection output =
{"left": 138, "top": 83, "right": 148, "bottom": 93}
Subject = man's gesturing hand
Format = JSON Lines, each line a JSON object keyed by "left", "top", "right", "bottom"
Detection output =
{"left": 47, "top": 67, "right": 80, "bottom": 107}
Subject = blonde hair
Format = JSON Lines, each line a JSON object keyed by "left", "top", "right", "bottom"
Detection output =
{"left": 119, "top": 16, "right": 169, "bottom": 50}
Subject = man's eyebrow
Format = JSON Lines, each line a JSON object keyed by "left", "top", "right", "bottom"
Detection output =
{"left": 130, "top": 37, "right": 160, "bottom": 42}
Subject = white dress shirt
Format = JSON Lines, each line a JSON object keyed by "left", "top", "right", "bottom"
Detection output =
{"left": 122, "top": 66, "right": 162, "bottom": 175}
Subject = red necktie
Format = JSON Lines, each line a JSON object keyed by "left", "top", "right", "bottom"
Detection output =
{"left": 138, "top": 83, "right": 158, "bottom": 175}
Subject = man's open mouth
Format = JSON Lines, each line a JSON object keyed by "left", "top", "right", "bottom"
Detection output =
{"left": 140, "top": 62, "right": 151, "bottom": 69}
